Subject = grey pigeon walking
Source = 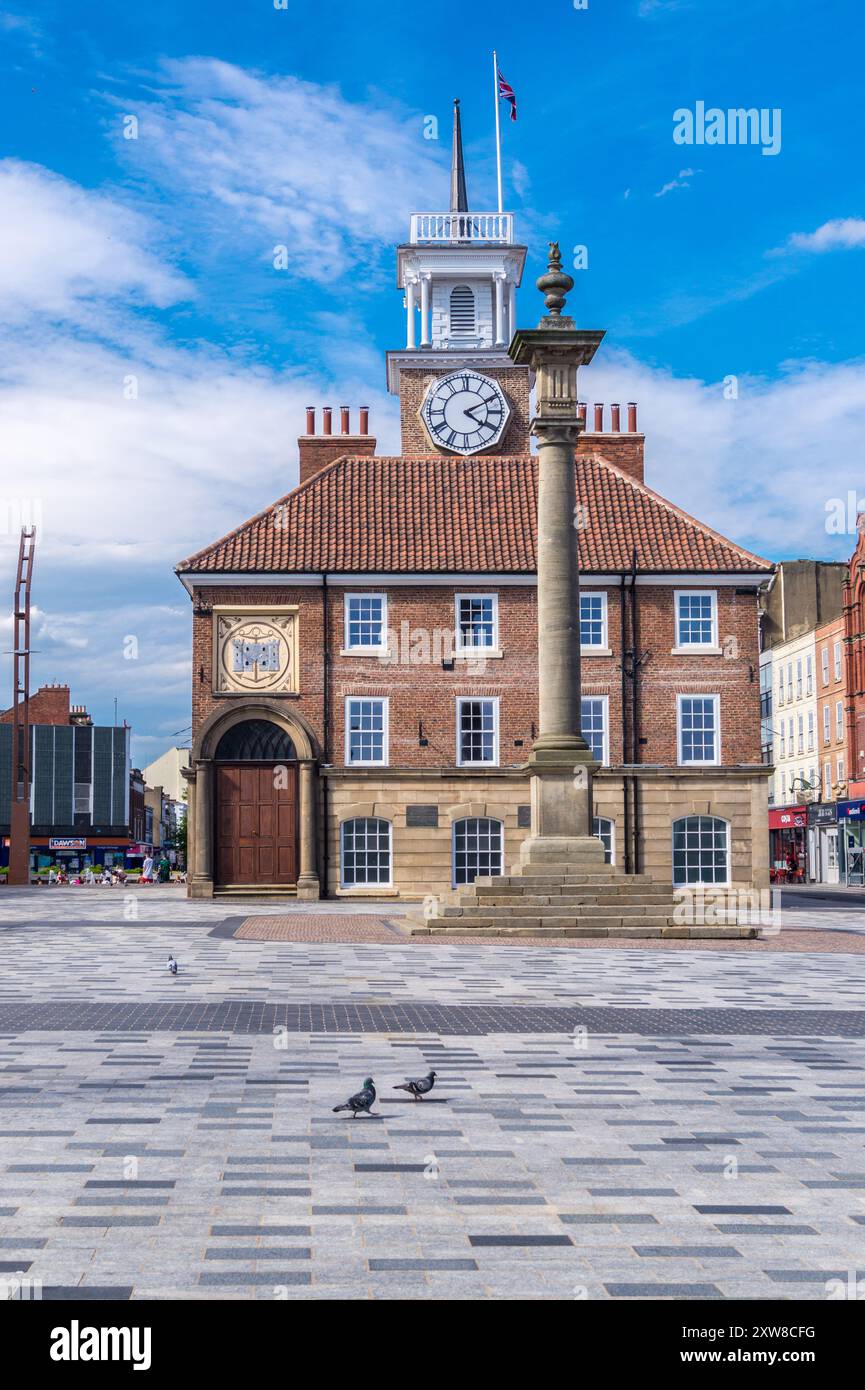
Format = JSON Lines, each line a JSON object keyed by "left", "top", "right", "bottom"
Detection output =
{"left": 167, "top": 955, "right": 178, "bottom": 975}
{"left": 332, "top": 1077, "right": 376, "bottom": 1118}
{"left": 393, "top": 1069, "right": 437, "bottom": 1101}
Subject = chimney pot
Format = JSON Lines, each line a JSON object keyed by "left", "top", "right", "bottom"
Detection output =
{"left": 611, "top": 403, "right": 621, "bottom": 432}
{"left": 305, "top": 407, "right": 315, "bottom": 435}
{"left": 322, "top": 407, "right": 332, "bottom": 436}
{"left": 340, "top": 406, "right": 350, "bottom": 435}
{"left": 359, "top": 406, "right": 370, "bottom": 435}
{"left": 577, "top": 402, "right": 587, "bottom": 425}
{"left": 593, "top": 403, "right": 604, "bottom": 432}
{"left": 627, "top": 402, "right": 638, "bottom": 432}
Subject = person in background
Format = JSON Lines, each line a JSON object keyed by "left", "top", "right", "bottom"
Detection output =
{"left": 142, "top": 854, "right": 154, "bottom": 884}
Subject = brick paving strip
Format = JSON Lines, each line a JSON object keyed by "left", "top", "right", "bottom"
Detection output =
{"left": 235, "top": 916, "right": 865, "bottom": 953}
{"left": 2, "top": 998, "right": 865, "bottom": 1034}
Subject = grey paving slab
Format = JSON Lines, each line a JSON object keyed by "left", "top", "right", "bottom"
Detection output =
{"left": 2, "top": 910, "right": 865, "bottom": 1300}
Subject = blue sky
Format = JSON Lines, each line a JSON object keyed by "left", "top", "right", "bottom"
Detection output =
{"left": 2, "top": 0, "right": 864, "bottom": 761}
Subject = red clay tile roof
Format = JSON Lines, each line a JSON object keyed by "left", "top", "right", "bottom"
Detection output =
{"left": 176, "top": 453, "right": 772, "bottom": 576}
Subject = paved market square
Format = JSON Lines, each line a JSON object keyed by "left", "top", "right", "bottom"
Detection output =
{"left": 2, "top": 887, "right": 865, "bottom": 1300}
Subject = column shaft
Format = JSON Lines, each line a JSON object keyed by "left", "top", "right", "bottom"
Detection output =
{"left": 297, "top": 760, "right": 320, "bottom": 899}
{"left": 534, "top": 423, "right": 584, "bottom": 748}
{"left": 406, "top": 280, "right": 417, "bottom": 349}
{"left": 494, "top": 276, "right": 505, "bottom": 347}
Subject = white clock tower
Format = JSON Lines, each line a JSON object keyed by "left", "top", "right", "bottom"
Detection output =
{"left": 386, "top": 99, "right": 529, "bottom": 456}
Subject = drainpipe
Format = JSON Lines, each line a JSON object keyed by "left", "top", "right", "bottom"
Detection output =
{"left": 321, "top": 573, "right": 330, "bottom": 898}
{"left": 630, "top": 548, "right": 642, "bottom": 874}
{"left": 620, "top": 573, "right": 632, "bottom": 874}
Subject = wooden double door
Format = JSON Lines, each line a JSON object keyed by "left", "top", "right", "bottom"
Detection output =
{"left": 215, "top": 762, "right": 298, "bottom": 886}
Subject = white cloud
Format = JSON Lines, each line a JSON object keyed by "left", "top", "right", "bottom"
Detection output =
{"left": 778, "top": 217, "right": 865, "bottom": 255}
{"left": 579, "top": 349, "right": 865, "bottom": 560}
{"left": 654, "top": 167, "right": 701, "bottom": 197}
{"left": 108, "top": 58, "right": 449, "bottom": 283}
{"left": 0, "top": 160, "right": 189, "bottom": 324}
{"left": 0, "top": 330, "right": 399, "bottom": 569}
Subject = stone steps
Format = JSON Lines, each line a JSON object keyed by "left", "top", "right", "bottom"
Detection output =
{"left": 410, "top": 921, "right": 757, "bottom": 939}
{"left": 444, "top": 903, "right": 677, "bottom": 920}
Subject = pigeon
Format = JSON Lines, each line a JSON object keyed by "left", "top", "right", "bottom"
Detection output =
{"left": 332, "top": 1077, "right": 376, "bottom": 1118}
{"left": 167, "top": 955, "right": 178, "bottom": 975}
{"left": 393, "top": 1069, "right": 437, "bottom": 1101}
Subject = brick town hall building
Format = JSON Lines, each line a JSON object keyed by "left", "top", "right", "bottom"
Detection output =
{"left": 176, "top": 107, "right": 774, "bottom": 902}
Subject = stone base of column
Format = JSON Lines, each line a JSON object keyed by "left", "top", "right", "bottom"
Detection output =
{"left": 525, "top": 746, "right": 598, "bottom": 844}
{"left": 296, "top": 875, "right": 320, "bottom": 901}
{"left": 188, "top": 876, "right": 215, "bottom": 900}
{"left": 517, "top": 834, "right": 607, "bottom": 870}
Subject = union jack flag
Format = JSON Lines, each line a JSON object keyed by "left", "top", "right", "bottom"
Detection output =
{"left": 497, "top": 70, "right": 517, "bottom": 122}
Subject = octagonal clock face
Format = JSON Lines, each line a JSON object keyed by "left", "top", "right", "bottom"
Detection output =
{"left": 420, "top": 371, "right": 510, "bottom": 456}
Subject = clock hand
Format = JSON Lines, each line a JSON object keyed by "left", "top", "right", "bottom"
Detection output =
{"left": 462, "top": 402, "right": 486, "bottom": 423}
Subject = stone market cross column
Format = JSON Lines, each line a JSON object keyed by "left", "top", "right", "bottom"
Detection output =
{"left": 509, "top": 243, "right": 605, "bottom": 866}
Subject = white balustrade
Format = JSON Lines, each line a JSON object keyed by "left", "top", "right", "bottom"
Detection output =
{"left": 409, "top": 212, "right": 514, "bottom": 244}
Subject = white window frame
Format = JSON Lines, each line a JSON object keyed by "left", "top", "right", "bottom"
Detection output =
{"left": 796, "top": 659, "right": 803, "bottom": 699}
{"left": 836, "top": 700, "right": 845, "bottom": 741}
{"left": 454, "top": 592, "right": 500, "bottom": 655}
{"left": 672, "top": 815, "right": 731, "bottom": 888}
{"left": 797, "top": 714, "right": 804, "bottom": 754}
{"left": 452, "top": 816, "right": 504, "bottom": 888}
{"left": 824, "top": 761, "right": 831, "bottom": 793}
{"left": 777, "top": 673, "right": 784, "bottom": 707}
{"left": 456, "top": 696, "right": 500, "bottom": 767}
{"left": 581, "top": 694, "right": 610, "bottom": 766}
{"left": 344, "top": 696, "right": 389, "bottom": 767}
{"left": 821, "top": 647, "right": 830, "bottom": 686}
{"left": 838, "top": 755, "right": 845, "bottom": 784}
{"left": 580, "top": 591, "right": 610, "bottom": 653}
{"left": 342, "top": 592, "right": 388, "bottom": 655}
{"left": 823, "top": 706, "right": 831, "bottom": 745}
{"left": 807, "top": 710, "right": 815, "bottom": 752}
{"left": 834, "top": 641, "right": 843, "bottom": 683}
{"left": 677, "top": 693, "right": 721, "bottom": 766}
{"left": 340, "top": 817, "right": 392, "bottom": 889}
{"left": 806, "top": 654, "right": 813, "bottom": 696}
{"left": 593, "top": 815, "right": 616, "bottom": 865}
{"left": 673, "top": 589, "right": 719, "bottom": 653}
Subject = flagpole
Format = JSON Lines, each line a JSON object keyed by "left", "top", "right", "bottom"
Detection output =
{"left": 493, "top": 49, "right": 503, "bottom": 214}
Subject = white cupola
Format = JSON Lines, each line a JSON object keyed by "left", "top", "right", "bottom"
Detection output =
{"left": 386, "top": 99, "right": 526, "bottom": 395}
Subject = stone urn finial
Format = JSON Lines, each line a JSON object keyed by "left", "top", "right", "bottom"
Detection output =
{"left": 536, "top": 241, "right": 574, "bottom": 317}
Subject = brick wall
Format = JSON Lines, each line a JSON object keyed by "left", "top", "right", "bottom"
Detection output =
{"left": 398, "top": 365, "right": 531, "bottom": 455}
{"left": 576, "top": 433, "right": 645, "bottom": 484}
{"left": 297, "top": 434, "right": 377, "bottom": 487}
{"left": 0, "top": 683, "right": 70, "bottom": 725}
{"left": 191, "top": 581, "right": 762, "bottom": 768}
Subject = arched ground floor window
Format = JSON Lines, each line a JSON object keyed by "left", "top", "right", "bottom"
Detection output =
{"left": 593, "top": 816, "right": 615, "bottom": 865}
{"left": 341, "top": 817, "right": 391, "bottom": 888}
{"left": 453, "top": 817, "right": 503, "bottom": 887}
{"left": 672, "top": 815, "right": 730, "bottom": 886}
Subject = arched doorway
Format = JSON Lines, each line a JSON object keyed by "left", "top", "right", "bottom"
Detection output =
{"left": 214, "top": 719, "right": 299, "bottom": 886}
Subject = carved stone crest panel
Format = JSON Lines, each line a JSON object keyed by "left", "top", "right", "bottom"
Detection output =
{"left": 212, "top": 607, "right": 299, "bottom": 695}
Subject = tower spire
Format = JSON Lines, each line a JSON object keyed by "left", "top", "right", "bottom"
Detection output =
{"left": 449, "top": 98, "right": 469, "bottom": 214}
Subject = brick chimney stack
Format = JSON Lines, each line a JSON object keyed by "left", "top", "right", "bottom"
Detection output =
{"left": 298, "top": 406, "right": 377, "bottom": 486}
{"left": 0, "top": 682, "right": 72, "bottom": 726}
{"left": 576, "top": 400, "right": 645, "bottom": 483}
